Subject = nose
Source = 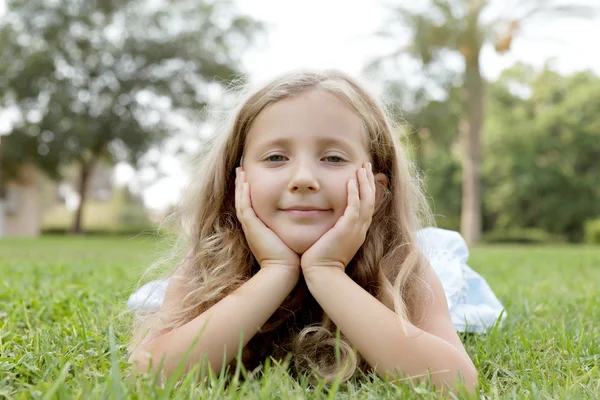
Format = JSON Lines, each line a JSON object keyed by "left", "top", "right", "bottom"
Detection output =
{"left": 288, "top": 160, "right": 320, "bottom": 193}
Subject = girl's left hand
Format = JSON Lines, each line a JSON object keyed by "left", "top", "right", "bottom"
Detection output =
{"left": 301, "top": 162, "right": 376, "bottom": 275}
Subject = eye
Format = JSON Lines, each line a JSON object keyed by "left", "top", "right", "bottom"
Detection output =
{"left": 266, "top": 154, "right": 286, "bottom": 162}
{"left": 324, "top": 155, "right": 344, "bottom": 163}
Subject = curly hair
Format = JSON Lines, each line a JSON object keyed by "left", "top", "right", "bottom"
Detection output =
{"left": 130, "top": 69, "right": 434, "bottom": 383}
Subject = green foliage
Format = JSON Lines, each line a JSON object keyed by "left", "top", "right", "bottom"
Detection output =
{"left": 425, "top": 149, "right": 462, "bottom": 231}
{"left": 0, "top": 0, "right": 261, "bottom": 232}
{"left": 483, "top": 65, "right": 600, "bottom": 241}
{"left": 372, "top": 1, "right": 598, "bottom": 243}
{"left": 481, "top": 228, "right": 565, "bottom": 244}
{"left": 1, "top": 238, "right": 599, "bottom": 397}
{"left": 584, "top": 218, "right": 600, "bottom": 244}
{"left": 0, "top": 128, "right": 64, "bottom": 180}
{"left": 378, "top": 63, "right": 600, "bottom": 242}
{"left": 383, "top": 78, "right": 464, "bottom": 231}
{"left": 0, "top": 0, "right": 261, "bottom": 178}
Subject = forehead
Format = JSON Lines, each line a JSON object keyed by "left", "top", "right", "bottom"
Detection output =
{"left": 245, "top": 89, "right": 369, "bottom": 154}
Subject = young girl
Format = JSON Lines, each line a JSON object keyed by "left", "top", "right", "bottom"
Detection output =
{"left": 128, "top": 69, "right": 485, "bottom": 392}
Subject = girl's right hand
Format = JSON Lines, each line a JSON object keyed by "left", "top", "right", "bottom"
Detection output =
{"left": 235, "top": 167, "right": 301, "bottom": 271}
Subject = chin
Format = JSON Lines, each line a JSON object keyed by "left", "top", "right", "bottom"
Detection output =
{"left": 280, "top": 234, "right": 321, "bottom": 254}
{"left": 268, "top": 218, "right": 334, "bottom": 255}
{"left": 288, "top": 241, "right": 313, "bottom": 255}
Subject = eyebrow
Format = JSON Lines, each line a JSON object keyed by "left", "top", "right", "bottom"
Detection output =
{"left": 253, "top": 136, "right": 356, "bottom": 151}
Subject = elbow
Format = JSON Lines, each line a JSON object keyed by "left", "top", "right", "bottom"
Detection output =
{"left": 456, "top": 364, "right": 478, "bottom": 395}
{"left": 128, "top": 347, "right": 152, "bottom": 375}
{"left": 129, "top": 340, "right": 168, "bottom": 378}
{"left": 442, "top": 362, "right": 478, "bottom": 396}
{"left": 128, "top": 347, "right": 173, "bottom": 384}
{"left": 128, "top": 343, "right": 220, "bottom": 384}
{"left": 381, "top": 361, "right": 479, "bottom": 395}
{"left": 424, "top": 365, "right": 479, "bottom": 397}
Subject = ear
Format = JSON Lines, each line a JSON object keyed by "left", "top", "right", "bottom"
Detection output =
{"left": 374, "top": 172, "right": 388, "bottom": 206}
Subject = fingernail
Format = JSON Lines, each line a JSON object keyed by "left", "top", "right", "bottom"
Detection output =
{"left": 368, "top": 162, "right": 372, "bottom": 170}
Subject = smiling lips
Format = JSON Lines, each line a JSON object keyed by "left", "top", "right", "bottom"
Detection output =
{"left": 281, "top": 206, "right": 331, "bottom": 218}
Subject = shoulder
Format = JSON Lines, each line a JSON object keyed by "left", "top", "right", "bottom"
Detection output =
{"left": 135, "top": 272, "right": 189, "bottom": 350}
{"left": 162, "top": 261, "right": 194, "bottom": 313}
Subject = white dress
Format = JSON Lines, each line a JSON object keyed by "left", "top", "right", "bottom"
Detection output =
{"left": 128, "top": 227, "right": 506, "bottom": 334}
{"left": 415, "top": 228, "right": 507, "bottom": 333}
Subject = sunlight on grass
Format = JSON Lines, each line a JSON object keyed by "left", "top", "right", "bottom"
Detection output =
{"left": 1, "top": 238, "right": 598, "bottom": 398}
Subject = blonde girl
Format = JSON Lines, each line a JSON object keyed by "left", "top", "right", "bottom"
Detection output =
{"left": 129, "top": 69, "right": 479, "bottom": 393}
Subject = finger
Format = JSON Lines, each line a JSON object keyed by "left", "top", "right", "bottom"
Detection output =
{"left": 235, "top": 168, "right": 242, "bottom": 218}
{"left": 238, "top": 171, "right": 251, "bottom": 225}
{"left": 358, "top": 166, "right": 369, "bottom": 202}
{"left": 332, "top": 179, "right": 357, "bottom": 231}
{"left": 345, "top": 178, "right": 360, "bottom": 221}
{"left": 357, "top": 166, "right": 374, "bottom": 218}
{"left": 235, "top": 168, "right": 239, "bottom": 211}
{"left": 242, "top": 180, "right": 258, "bottom": 224}
{"left": 241, "top": 180, "right": 248, "bottom": 217}
{"left": 241, "top": 172, "right": 250, "bottom": 217}
{"left": 367, "top": 162, "right": 376, "bottom": 195}
{"left": 364, "top": 163, "right": 376, "bottom": 207}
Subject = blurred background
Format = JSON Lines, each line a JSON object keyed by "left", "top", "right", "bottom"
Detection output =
{"left": 1, "top": 0, "right": 599, "bottom": 245}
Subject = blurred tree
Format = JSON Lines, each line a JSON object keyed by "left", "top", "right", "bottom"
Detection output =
{"left": 0, "top": 0, "right": 261, "bottom": 233}
{"left": 382, "top": 79, "right": 463, "bottom": 230}
{"left": 373, "top": 0, "right": 596, "bottom": 244}
{"left": 484, "top": 64, "right": 600, "bottom": 241}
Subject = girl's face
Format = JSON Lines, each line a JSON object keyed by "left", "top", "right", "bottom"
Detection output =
{"left": 241, "top": 89, "right": 386, "bottom": 254}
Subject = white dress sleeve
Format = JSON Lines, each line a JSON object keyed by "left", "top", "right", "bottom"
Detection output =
{"left": 127, "top": 279, "right": 169, "bottom": 311}
{"left": 416, "top": 227, "right": 507, "bottom": 333}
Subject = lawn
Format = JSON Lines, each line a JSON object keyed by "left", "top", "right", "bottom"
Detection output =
{"left": 0, "top": 236, "right": 598, "bottom": 399}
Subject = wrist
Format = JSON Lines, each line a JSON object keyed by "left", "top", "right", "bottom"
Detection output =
{"left": 302, "top": 266, "right": 346, "bottom": 286}
{"left": 261, "top": 263, "right": 301, "bottom": 280}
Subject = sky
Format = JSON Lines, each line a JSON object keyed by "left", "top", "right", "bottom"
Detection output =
{"left": 237, "top": 0, "right": 600, "bottom": 81}
{"left": 2, "top": 0, "right": 599, "bottom": 210}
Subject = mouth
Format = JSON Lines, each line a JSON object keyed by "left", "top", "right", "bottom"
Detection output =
{"left": 280, "top": 208, "right": 332, "bottom": 218}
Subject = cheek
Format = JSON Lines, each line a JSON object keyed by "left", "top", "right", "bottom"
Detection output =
{"left": 330, "top": 176, "right": 352, "bottom": 211}
{"left": 247, "top": 176, "right": 279, "bottom": 219}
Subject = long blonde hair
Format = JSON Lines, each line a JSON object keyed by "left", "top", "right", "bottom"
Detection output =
{"left": 130, "top": 69, "right": 434, "bottom": 382}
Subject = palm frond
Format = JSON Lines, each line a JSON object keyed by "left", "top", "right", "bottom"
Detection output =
{"left": 388, "top": 6, "right": 463, "bottom": 64}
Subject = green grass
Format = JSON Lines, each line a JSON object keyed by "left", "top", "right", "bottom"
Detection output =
{"left": 1, "top": 237, "right": 598, "bottom": 399}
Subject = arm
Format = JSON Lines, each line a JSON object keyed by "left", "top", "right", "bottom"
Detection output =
{"left": 129, "top": 264, "right": 300, "bottom": 379}
{"left": 303, "top": 266, "right": 478, "bottom": 393}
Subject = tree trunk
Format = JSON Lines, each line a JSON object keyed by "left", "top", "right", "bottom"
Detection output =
{"left": 71, "top": 159, "right": 95, "bottom": 234}
{"left": 460, "top": 56, "right": 484, "bottom": 245}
